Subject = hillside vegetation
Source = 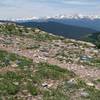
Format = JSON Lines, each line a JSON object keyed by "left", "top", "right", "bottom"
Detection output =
{"left": 84, "top": 32, "right": 100, "bottom": 49}
{"left": 0, "top": 23, "right": 100, "bottom": 100}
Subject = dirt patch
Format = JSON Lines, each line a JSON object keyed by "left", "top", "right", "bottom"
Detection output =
{"left": 0, "top": 66, "right": 20, "bottom": 74}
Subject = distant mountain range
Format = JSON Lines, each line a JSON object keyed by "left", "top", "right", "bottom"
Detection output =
{"left": 0, "top": 15, "right": 99, "bottom": 40}
{"left": 15, "top": 14, "right": 100, "bottom": 31}
{"left": 1, "top": 14, "right": 100, "bottom": 31}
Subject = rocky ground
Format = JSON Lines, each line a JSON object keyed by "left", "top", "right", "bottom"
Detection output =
{"left": 0, "top": 23, "right": 100, "bottom": 100}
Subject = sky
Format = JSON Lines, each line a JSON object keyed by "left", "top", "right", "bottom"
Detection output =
{"left": 0, "top": 0, "right": 100, "bottom": 19}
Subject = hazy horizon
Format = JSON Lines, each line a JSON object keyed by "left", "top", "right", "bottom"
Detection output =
{"left": 0, "top": 0, "right": 100, "bottom": 19}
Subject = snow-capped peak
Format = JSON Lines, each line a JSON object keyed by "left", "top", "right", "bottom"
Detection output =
{"left": 51, "top": 14, "right": 100, "bottom": 19}
{"left": 1, "top": 14, "right": 100, "bottom": 22}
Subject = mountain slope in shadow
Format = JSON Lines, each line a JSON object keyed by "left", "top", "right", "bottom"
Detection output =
{"left": 17, "top": 21, "right": 97, "bottom": 40}
{"left": 83, "top": 32, "right": 100, "bottom": 48}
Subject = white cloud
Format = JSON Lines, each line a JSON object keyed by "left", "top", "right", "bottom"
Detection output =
{"left": 0, "top": 0, "right": 100, "bottom": 19}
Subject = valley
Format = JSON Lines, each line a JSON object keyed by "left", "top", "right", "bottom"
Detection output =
{"left": 17, "top": 21, "right": 97, "bottom": 40}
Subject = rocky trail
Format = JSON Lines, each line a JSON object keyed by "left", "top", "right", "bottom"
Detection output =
{"left": 0, "top": 43, "right": 100, "bottom": 90}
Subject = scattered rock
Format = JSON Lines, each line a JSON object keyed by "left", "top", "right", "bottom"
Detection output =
{"left": 67, "top": 78, "right": 77, "bottom": 85}
{"left": 42, "top": 83, "right": 48, "bottom": 88}
{"left": 86, "top": 82, "right": 94, "bottom": 87}
{"left": 13, "top": 82, "right": 19, "bottom": 85}
{"left": 80, "top": 91, "right": 89, "bottom": 98}
{"left": 11, "top": 63, "right": 18, "bottom": 68}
